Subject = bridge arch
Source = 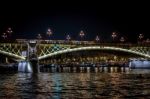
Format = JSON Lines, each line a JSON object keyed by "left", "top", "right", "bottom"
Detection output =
{"left": 38, "top": 46, "right": 150, "bottom": 60}
{"left": 0, "top": 50, "right": 25, "bottom": 60}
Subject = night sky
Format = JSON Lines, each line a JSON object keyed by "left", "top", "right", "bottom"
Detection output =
{"left": 0, "top": 1, "right": 150, "bottom": 42}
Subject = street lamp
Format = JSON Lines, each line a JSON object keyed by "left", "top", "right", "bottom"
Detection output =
{"left": 6, "top": 27, "right": 13, "bottom": 35}
{"left": 5, "top": 27, "right": 13, "bottom": 40}
{"left": 146, "top": 38, "right": 150, "bottom": 43}
{"left": 111, "top": 32, "right": 117, "bottom": 40}
{"left": 138, "top": 33, "right": 144, "bottom": 44}
{"left": 79, "top": 30, "right": 85, "bottom": 41}
{"left": 95, "top": 35, "right": 100, "bottom": 42}
{"left": 66, "top": 34, "right": 71, "bottom": 41}
{"left": 37, "top": 33, "right": 42, "bottom": 40}
{"left": 120, "top": 37, "right": 125, "bottom": 43}
{"left": 138, "top": 33, "right": 144, "bottom": 40}
{"left": 2, "top": 33, "right": 7, "bottom": 39}
{"left": 46, "top": 28, "right": 52, "bottom": 37}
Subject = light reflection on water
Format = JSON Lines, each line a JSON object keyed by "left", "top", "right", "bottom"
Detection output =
{"left": 0, "top": 67, "right": 150, "bottom": 98}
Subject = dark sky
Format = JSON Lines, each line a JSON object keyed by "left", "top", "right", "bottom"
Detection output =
{"left": 0, "top": 1, "right": 150, "bottom": 42}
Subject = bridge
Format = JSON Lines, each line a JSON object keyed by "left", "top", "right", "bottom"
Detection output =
{"left": 0, "top": 39, "right": 150, "bottom": 73}
{"left": 0, "top": 39, "right": 150, "bottom": 61}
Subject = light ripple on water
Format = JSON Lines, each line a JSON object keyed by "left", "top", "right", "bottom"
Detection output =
{"left": 0, "top": 70, "right": 150, "bottom": 98}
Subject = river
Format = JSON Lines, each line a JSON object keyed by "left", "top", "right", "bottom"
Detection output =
{"left": 0, "top": 67, "right": 150, "bottom": 98}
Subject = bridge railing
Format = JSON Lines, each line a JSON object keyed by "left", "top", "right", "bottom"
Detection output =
{"left": 37, "top": 40, "right": 150, "bottom": 47}
{"left": 1, "top": 39, "right": 150, "bottom": 47}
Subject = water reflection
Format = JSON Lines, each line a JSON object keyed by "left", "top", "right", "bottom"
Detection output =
{"left": 18, "top": 61, "right": 33, "bottom": 73}
{"left": 0, "top": 68, "right": 150, "bottom": 98}
{"left": 40, "top": 66, "right": 130, "bottom": 73}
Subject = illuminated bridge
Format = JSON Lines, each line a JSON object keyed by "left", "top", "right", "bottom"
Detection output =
{"left": 0, "top": 39, "right": 150, "bottom": 61}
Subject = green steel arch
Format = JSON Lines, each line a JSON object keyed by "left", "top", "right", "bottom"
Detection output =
{"left": 0, "top": 50, "right": 25, "bottom": 60}
{"left": 38, "top": 46, "right": 150, "bottom": 60}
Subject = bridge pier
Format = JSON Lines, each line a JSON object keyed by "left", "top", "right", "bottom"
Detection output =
{"left": 27, "top": 40, "right": 40, "bottom": 73}
{"left": 30, "top": 59, "right": 39, "bottom": 73}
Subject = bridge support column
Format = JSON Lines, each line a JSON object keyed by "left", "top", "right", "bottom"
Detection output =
{"left": 30, "top": 59, "right": 39, "bottom": 73}
{"left": 27, "top": 40, "right": 40, "bottom": 73}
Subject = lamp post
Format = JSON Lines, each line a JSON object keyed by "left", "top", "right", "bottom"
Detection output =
{"left": 37, "top": 34, "right": 42, "bottom": 40}
{"left": 95, "top": 35, "right": 100, "bottom": 43}
{"left": 111, "top": 32, "right": 117, "bottom": 42}
{"left": 46, "top": 28, "right": 52, "bottom": 37}
{"left": 120, "top": 37, "right": 125, "bottom": 43}
{"left": 6, "top": 27, "right": 13, "bottom": 35}
{"left": 6, "top": 27, "right": 13, "bottom": 40}
{"left": 66, "top": 34, "right": 71, "bottom": 44}
{"left": 66, "top": 34, "right": 71, "bottom": 41}
{"left": 2, "top": 33, "right": 7, "bottom": 39}
{"left": 146, "top": 38, "right": 150, "bottom": 43}
{"left": 138, "top": 33, "right": 144, "bottom": 43}
{"left": 79, "top": 30, "right": 85, "bottom": 40}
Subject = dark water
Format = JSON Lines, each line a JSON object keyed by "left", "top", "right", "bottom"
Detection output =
{"left": 1, "top": 68, "right": 150, "bottom": 99}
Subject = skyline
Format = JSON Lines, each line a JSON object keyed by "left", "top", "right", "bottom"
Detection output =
{"left": 0, "top": 1, "right": 150, "bottom": 42}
